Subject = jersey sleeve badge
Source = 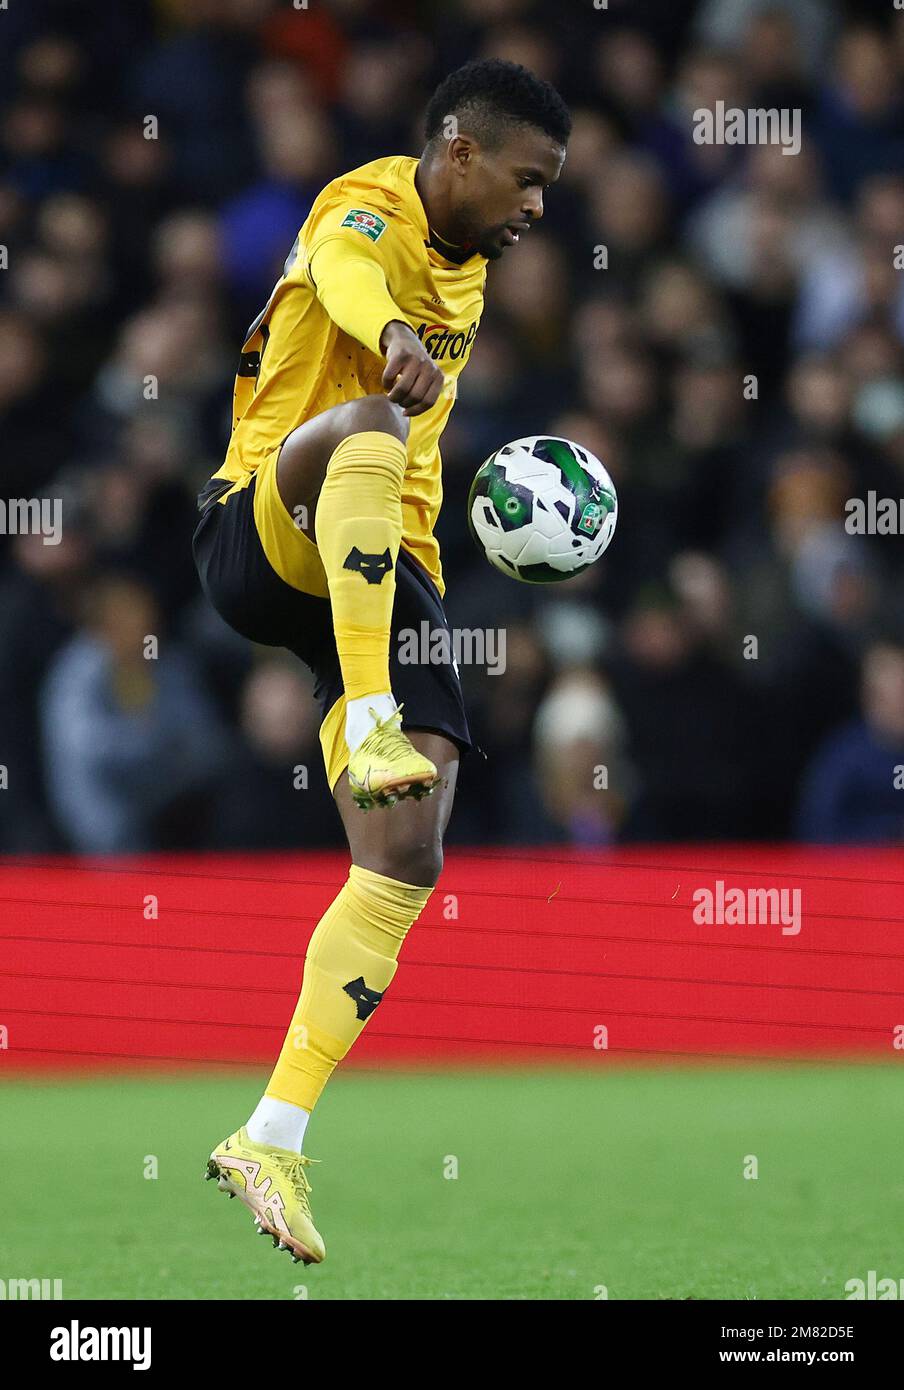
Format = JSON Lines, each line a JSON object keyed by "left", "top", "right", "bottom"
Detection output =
{"left": 340, "top": 208, "right": 388, "bottom": 242}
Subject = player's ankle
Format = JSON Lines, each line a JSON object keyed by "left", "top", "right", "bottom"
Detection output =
{"left": 346, "top": 691, "right": 398, "bottom": 751}
{"left": 247, "top": 1095, "right": 311, "bottom": 1153}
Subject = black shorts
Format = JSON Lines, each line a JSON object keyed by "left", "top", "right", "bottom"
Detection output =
{"left": 192, "top": 475, "right": 471, "bottom": 785}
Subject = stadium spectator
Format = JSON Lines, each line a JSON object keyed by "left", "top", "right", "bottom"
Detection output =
{"left": 796, "top": 641, "right": 904, "bottom": 843}
{"left": 40, "top": 574, "right": 228, "bottom": 852}
{"left": 206, "top": 658, "right": 343, "bottom": 850}
{"left": 533, "top": 670, "right": 633, "bottom": 845}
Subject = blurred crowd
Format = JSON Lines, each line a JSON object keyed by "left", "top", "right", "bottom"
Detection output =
{"left": 2, "top": 0, "right": 904, "bottom": 853}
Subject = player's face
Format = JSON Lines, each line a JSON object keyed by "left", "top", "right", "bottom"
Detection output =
{"left": 454, "top": 129, "right": 566, "bottom": 260}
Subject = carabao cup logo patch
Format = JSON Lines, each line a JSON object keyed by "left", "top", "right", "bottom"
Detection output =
{"left": 340, "top": 208, "right": 387, "bottom": 242}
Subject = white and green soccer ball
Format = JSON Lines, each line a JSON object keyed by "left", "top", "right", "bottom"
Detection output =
{"left": 468, "top": 435, "right": 618, "bottom": 583}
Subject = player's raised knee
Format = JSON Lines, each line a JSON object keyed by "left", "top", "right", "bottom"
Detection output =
{"left": 343, "top": 394, "right": 409, "bottom": 445}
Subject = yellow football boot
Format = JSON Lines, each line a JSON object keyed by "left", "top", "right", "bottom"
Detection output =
{"left": 205, "top": 1127, "right": 325, "bottom": 1265}
{"left": 347, "top": 705, "right": 441, "bottom": 811}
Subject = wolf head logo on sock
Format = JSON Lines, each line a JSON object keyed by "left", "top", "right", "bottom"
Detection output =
{"left": 344, "top": 546, "right": 393, "bottom": 584}
{"left": 343, "top": 976, "right": 385, "bottom": 1021}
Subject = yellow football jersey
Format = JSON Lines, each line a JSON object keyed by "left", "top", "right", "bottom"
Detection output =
{"left": 208, "top": 155, "right": 488, "bottom": 594}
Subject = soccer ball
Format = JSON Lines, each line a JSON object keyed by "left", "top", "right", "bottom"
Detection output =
{"left": 467, "top": 435, "right": 618, "bottom": 583}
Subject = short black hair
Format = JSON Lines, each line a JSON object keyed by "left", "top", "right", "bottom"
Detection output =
{"left": 424, "top": 59, "right": 571, "bottom": 151}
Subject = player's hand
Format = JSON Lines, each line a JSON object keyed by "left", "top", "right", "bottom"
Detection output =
{"left": 380, "top": 321, "right": 445, "bottom": 417}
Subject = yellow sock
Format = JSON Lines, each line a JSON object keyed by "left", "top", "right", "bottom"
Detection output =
{"left": 314, "top": 430, "right": 407, "bottom": 702}
{"left": 265, "top": 865, "right": 433, "bottom": 1112}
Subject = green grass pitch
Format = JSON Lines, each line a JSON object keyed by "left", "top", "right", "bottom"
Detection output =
{"left": 1, "top": 1064, "right": 901, "bottom": 1300}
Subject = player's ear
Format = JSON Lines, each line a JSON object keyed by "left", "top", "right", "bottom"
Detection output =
{"left": 447, "top": 134, "right": 475, "bottom": 175}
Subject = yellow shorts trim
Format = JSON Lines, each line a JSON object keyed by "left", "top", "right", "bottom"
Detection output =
{"left": 319, "top": 693, "right": 350, "bottom": 792}
{"left": 251, "top": 447, "right": 329, "bottom": 599}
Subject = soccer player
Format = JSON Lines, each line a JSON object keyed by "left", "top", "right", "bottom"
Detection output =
{"left": 196, "top": 59, "right": 569, "bottom": 1264}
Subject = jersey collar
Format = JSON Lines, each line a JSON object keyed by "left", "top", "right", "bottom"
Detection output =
{"left": 426, "top": 226, "right": 482, "bottom": 265}
{"left": 407, "top": 158, "right": 485, "bottom": 266}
